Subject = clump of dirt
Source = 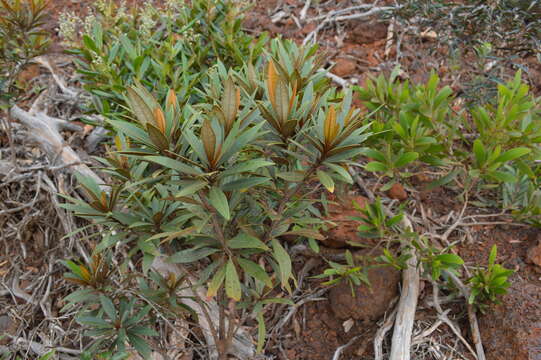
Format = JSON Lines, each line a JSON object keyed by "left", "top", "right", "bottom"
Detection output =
{"left": 321, "top": 194, "right": 370, "bottom": 248}
{"left": 329, "top": 265, "right": 400, "bottom": 321}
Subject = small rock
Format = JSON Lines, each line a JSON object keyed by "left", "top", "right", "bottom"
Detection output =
{"left": 527, "top": 241, "right": 541, "bottom": 268}
{"left": 332, "top": 58, "right": 357, "bottom": 77}
{"left": 387, "top": 183, "right": 407, "bottom": 200}
{"left": 328, "top": 266, "right": 400, "bottom": 321}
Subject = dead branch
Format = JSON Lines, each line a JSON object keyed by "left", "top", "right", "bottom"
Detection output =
{"left": 445, "top": 272, "right": 486, "bottom": 360}
{"left": 350, "top": 169, "right": 419, "bottom": 360}
{"left": 299, "top": 0, "right": 311, "bottom": 20}
{"left": 33, "top": 56, "right": 78, "bottom": 98}
{"left": 9, "top": 105, "right": 103, "bottom": 193}
{"left": 374, "top": 300, "right": 398, "bottom": 360}
{"left": 388, "top": 216, "right": 419, "bottom": 360}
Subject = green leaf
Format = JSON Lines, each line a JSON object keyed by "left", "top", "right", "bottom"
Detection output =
{"left": 395, "top": 152, "right": 419, "bottom": 168}
{"left": 490, "top": 170, "right": 517, "bottom": 183}
{"left": 427, "top": 169, "right": 459, "bottom": 190}
{"left": 238, "top": 258, "right": 272, "bottom": 287}
{"left": 225, "top": 259, "right": 242, "bottom": 301}
{"left": 282, "top": 228, "right": 325, "bottom": 240}
{"left": 495, "top": 147, "right": 531, "bottom": 163}
{"left": 271, "top": 238, "right": 293, "bottom": 292}
{"left": 228, "top": 233, "right": 269, "bottom": 250}
{"left": 362, "top": 148, "right": 386, "bottom": 162}
{"left": 364, "top": 161, "right": 388, "bottom": 172}
{"left": 129, "top": 326, "right": 159, "bottom": 337}
{"left": 168, "top": 248, "right": 219, "bottom": 263}
{"left": 207, "top": 264, "right": 226, "bottom": 298}
{"left": 174, "top": 181, "right": 208, "bottom": 197}
{"left": 209, "top": 187, "right": 230, "bottom": 220}
{"left": 488, "top": 245, "right": 497, "bottom": 268}
{"left": 317, "top": 170, "right": 335, "bottom": 193}
{"left": 436, "top": 254, "right": 464, "bottom": 265}
{"left": 77, "top": 316, "right": 112, "bottom": 328}
{"left": 38, "top": 351, "right": 56, "bottom": 360}
{"left": 222, "top": 177, "right": 270, "bottom": 191}
{"left": 108, "top": 120, "right": 151, "bottom": 146}
{"left": 120, "top": 34, "right": 137, "bottom": 60}
{"left": 326, "top": 163, "right": 353, "bottom": 184}
{"left": 127, "top": 333, "right": 151, "bottom": 359}
{"left": 221, "top": 159, "right": 274, "bottom": 177}
{"left": 100, "top": 295, "right": 117, "bottom": 321}
{"left": 276, "top": 171, "right": 305, "bottom": 182}
{"left": 146, "top": 156, "right": 202, "bottom": 176}
{"left": 473, "top": 139, "right": 486, "bottom": 165}
{"left": 256, "top": 313, "right": 266, "bottom": 353}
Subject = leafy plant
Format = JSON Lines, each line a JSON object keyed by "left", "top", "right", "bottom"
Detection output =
{"left": 467, "top": 245, "right": 514, "bottom": 311}
{"left": 61, "top": 0, "right": 267, "bottom": 121}
{"left": 353, "top": 197, "right": 403, "bottom": 238}
{"left": 313, "top": 250, "right": 369, "bottom": 296}
{"left": 412, "top": 236, "right": 464, "bottom": 281}
{"left": 0, "top": 0, "right": 50, "bottom": 105}
{"left": 62, "top": 39, "right": 371, "bottom": 359}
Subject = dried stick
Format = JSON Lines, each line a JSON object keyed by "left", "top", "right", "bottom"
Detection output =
{"left": 374, "top": 302, "right": 398, "bottom": 360}
{"left": 10, "top": 105, "right": 102, "bottom": 191}
{"left": 388, "top": 219, "right": 419, "bottom": 360}
{"left": 299, "top": 0, "right": 311, "bottom": 20}
{"left": 445, "top": 272, "right": 486, "bottom": 360}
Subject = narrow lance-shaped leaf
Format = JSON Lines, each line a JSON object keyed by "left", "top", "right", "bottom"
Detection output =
{"left": 225, "top": 259, "right": 242, "bottom": 301}
{"left": 222, "top": 77, "right": 240, "bottom": 133}
{"left": 267, "top": 60, "right": 278, "bottom": 109}
{"left": 201, "top": 119, "right": 217, "bottom": 167}
{"left": 272, "top": 238, "right": 293, "bottom": 292}
{"left": 126, "top": 87, "right": 153, "bottom": 127}
{"left": 207, "top": 264, "right": 226, "bottom": 298}
{"left": 317, "top": 169, "right": 335, "bottom": 193}
{"left": 153, "top": 106, "right": 166, "bottom": 134}
{"left": 209, "top": 187, "right": 230, "bottom": 220}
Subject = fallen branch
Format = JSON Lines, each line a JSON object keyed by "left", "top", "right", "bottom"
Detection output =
{"left": 388, "top": 216, "right": 419, "bottom": 360}
{"left": 10, "top": 105, "right": 102, "bottom": 192}
{"left": 299, "top": 0, "right": 311, "bottom": 20}
{"left": 374, "top": 301, "right": 398, "bottom": 360}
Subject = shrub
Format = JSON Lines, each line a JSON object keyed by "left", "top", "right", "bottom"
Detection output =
{"left": 60, "top": 0, "right": 267, "bottom": 122}
{"left": 61, "top": 39, "right": 371, "bottom": 358}
{"left": 0, "top": 0, "right": 50, "bottom": 105}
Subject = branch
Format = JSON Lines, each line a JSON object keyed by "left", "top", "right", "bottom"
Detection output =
{"left": 10, "top": 105, "right": 102, "bottom": 193}
{"left": 388, "top": 215, "right": 419, "bottom": 360}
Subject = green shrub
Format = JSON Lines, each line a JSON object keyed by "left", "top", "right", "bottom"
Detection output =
{"left": 468, "top": 245, "right": 514, "bottom": 311}
{"left": 60, "top": 0, "right": 267, "bottom": 121}
{"left": 0, "top": 0, "right": 50, "bottom": 105}
{"left": 61, "top": 39, "right": 371, "bottom": 358}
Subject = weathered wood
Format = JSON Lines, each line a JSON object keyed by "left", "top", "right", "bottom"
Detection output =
{"left": 389, "top": 216, "right": 420, "bottom": 360}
